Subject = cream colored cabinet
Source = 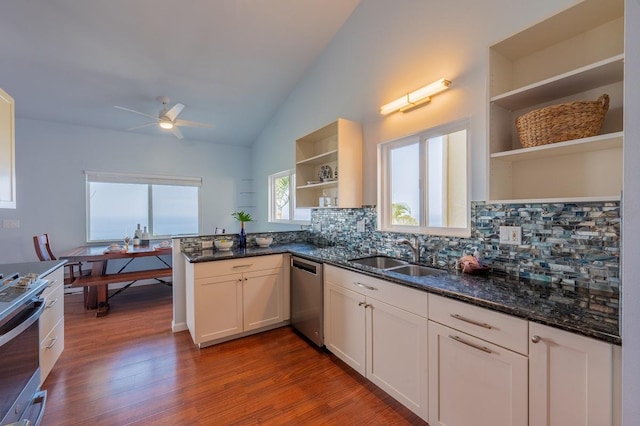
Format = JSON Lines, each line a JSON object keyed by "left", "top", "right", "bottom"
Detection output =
{"left": 488, "top": 0, "right": 624, "bottom": 202}
{"left": 0, "top": 87, "right": 16, "bottom": 209}
{"left": 324, "top": 265, "right": 428, "bottom": 421}
{"left": 185, "top": 255, "right": 287, "bottom": 347}
{"left": 295, "top": 118, "right": 362, "bottom": 208}
{"left": 529, "top": 322, "right": 620, "bottom": 426}
{"left": 428, "top": 294, "right": 528, "bottom": 426}
{"left": 39, "top": 266, "right": 65, "bottom": 385}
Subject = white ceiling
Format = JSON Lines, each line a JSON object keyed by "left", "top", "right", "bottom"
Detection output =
{"left": 0, "top": 0, "right": 360, "bottom": 145}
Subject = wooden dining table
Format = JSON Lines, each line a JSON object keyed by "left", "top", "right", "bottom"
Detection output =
{"left": 60, "top": 243, "right": 173, "bottom": 317}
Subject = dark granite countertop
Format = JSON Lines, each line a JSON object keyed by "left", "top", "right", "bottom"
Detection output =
{"left": 183, "top": 244, "right": 621, "bottom": 345}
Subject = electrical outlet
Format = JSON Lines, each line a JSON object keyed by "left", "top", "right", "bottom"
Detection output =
{"left": 499, "top": 226, "right": 521, "bottom": 245}
{"left": 202, "top": 240, "right": 213, "bottom": 248}
{"left": 2, "top": 219, "right": 20, "bottom": 229}
{"left": 356, "top": 219, "right": 365, "bottom": 232}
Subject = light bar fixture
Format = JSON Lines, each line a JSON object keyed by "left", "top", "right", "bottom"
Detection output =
{"left": 380, "top": 78, "right": 451, "bottom": 115}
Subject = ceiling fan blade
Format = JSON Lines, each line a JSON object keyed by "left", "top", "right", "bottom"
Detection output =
{"left": 127, "top": 122, "right": 157, "bottom": 131}
{"left": 165, "top": 103, "right": 185, "bottom": 121}
{"left": 114, "top": 105, "right": 158, "bottom": 120}
{"left": 171, "top": 126, "right": 184, "bottom": 139}
{"left": 174, "top": 118, "right": 215, "bottom": 128}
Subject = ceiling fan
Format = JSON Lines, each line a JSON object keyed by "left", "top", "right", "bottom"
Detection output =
{"left": 114, "top": 96, "right": 214, "bottom": 139}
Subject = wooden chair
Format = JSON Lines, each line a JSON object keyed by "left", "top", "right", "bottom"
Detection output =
{"left": 33, "top": 233, "right": 85, "bottom": 285}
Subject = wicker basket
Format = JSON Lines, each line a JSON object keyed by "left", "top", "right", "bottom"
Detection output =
{"left": 515, "top": 94, "right": 609, "bottom": 148}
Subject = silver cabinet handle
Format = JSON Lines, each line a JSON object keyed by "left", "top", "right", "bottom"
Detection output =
{"left": 233, "top": 264, "right": 252, "bottom": 269}
{"left": 45, "top": 298, "right": 58, "bottom": 309}
{"left": 449, "top": 335, "right": 492, "bottom": 354}
{"left": 358, "top": 301, "right": 366, "bottom": 307}
{"left": 46, "top": 336, "right": 59, "bottom": 349}
{"left": 531, "top": 335, "right": 541, "bottom": 343}
{"left": 355, "top": 282, "right": 377, "bottom": 291}
{"left": 450, "top": 313, "right": 493, "bottom": 329}
{"left": 47, "top": 279, "right": 57, "bottom": 287}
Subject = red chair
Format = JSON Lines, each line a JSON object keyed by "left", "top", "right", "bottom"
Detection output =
{"left": 33, "top": 233, "right": 84, "bottom": 285}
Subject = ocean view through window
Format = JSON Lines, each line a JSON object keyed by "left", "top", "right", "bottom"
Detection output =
{"left": 86, "top": 171, "right": 201, "bottom": 241}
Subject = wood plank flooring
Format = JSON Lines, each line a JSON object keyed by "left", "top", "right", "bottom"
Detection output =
{"left": 41, "top": 284, "right": 427, "bottom": 425}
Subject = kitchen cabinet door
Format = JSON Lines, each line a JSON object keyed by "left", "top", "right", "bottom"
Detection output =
{"left": 428, "top": 321, "right": 528, "bottom": 426}
{"left": 243, "top": 268, "right": 283, "bottom": 331}
{"left": 367, "top": 297, "right": 428, "bottom": 420}
{"left": 529, "top": 322, "right": 616, "bottom": 426}
{"left": 323, "top": 282, "right": 366, "bottom": 375}
{"left": 191, "top": 274, "right": 243, "bottom": 344}
{"left": 0, "top": 87, "right": 15, "bottom": 209}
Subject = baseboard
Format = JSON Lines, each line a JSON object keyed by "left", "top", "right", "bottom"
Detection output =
{"left": 172, "top": 322, "right": 188, "bottom": 333}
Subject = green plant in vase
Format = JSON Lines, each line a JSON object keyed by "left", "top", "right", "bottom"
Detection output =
{"left": 232, "top": 210, "right": 253, "bottom": 248}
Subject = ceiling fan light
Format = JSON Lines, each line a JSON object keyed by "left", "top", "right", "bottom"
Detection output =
{"left": 159, "top": 118, "right": 174, "bottom": 130}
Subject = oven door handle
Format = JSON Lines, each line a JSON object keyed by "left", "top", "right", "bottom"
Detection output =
{"left": 0, "top": 298, "right": 45, "bottom": 347}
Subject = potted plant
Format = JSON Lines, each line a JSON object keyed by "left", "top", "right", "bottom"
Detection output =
{"left": 231, "top": 210, "right": 253, "bottom": 248}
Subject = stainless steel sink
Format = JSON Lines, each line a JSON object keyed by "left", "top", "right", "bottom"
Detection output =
{"left": 386, "top": 264, "right": 446, "bottom": 277}
{"left": 349, "top": 256, "right": 408, "bottom": 269}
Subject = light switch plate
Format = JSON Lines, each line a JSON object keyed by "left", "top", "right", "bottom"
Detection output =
{"left": 356, "top": 219, "right": 365, "bottom": 232}
{"left": 2, "top": 219, "right": 20, "bottom": 229}
{"left": 499, "top": 226, "right": 521, "bottom": 245}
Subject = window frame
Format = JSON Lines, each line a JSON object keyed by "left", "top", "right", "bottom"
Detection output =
{"left": 268, "top": 169, "right": 310, "bottom": 225}
{"left": 377, "top": 120, "right": 471, "bottom": 237}
{"left": 85, "top": 171, "right": 202, "bottom": 242}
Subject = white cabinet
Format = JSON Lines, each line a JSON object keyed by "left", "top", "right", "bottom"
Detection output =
{"left": 324, "top": 265, "right": 428, "bottom": 421}
{"left": 0, "top": 87, "right": 16, "bottom": 209}
{"left": 428, "top": 294, "right": 528, "bottom": 426}
{"left": 185, "top": 255, "right": 287, "bottom": 347}
{"left": 529, "top": 322, "right": 620, "bottom": 426}
{"left": 39, "top": 266, "right": 65, "bottom": 385}
{"left": 488, "top": 0, "right": 624, "bottom": 202}
{"left": 295, "top": 118, "right": 362, "bottom": 208}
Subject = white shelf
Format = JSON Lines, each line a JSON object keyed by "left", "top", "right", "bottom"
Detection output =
{"left": 491, "top": 132, "right": 623, "bottom": 162}
{"left": 296, "top": 180, "right": 338, "bottom": 190}
{"left": 296, "top": 149, "right": 338, "bottom": 166}
{"left": 491, "top": 55, "right": 624, "bottom": 111}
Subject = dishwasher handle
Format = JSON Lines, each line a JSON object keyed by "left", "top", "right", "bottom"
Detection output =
{"left": 291, "top": 258, "right": 318, "bottom": 275}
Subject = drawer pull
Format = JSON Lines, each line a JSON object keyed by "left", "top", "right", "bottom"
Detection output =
{"left": 449, "top": 335, "right": 492, "bottom": 354}
{"left": 531, "top": 335, "right": 541, "bottom": 343}
{"left": 450, "top": 313, "right": 493, "bottom": 329}
{"left": 46, "top": 336, "right": 59, "bottom": 350}
{"left": 45, "top": 299, "right": 59, "bottom": 309}
{"left": 232, "top": 264, "right": 252, "bottom": 269}
{"left": 358, "top": 302, "right": 366, "bottom": 307}
{"left": 355, "top": 282, "right": 377, "bottom": 291}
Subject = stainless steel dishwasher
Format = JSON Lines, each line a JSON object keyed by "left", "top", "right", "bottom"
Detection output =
{"left": 290, "top": 256, "right": 323, "bottom": 347}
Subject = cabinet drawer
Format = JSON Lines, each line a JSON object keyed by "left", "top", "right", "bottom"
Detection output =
{"left": 40, "top": 281, "right": 64, "bottom": 338}
{"left": 429, "top": 294, "right": 528, "bottom": 355}
{"left": 41, "top": 267, "right": 64, "bottom": 299}
{"left": 40, "top": 316, "right": 64, "bottom": 385}
{"left": 194, "top": 254, "right": 283, "bottom": 278}
{"left": 325, "top": 265, "right": 428, "bottom": 317}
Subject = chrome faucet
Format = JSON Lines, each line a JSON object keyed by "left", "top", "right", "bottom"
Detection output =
{"left": 397, "top": 236, "right": 420, "bottom": 262}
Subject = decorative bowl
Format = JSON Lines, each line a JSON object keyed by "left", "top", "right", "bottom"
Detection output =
{"left": 255, "top": 237, "right": 273, "bottom": 248}
{"left": 214, "top": 239, "right": 233, "bottom": 251}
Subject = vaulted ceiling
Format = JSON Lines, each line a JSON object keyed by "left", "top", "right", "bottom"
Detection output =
{"left": 0, "top": 0, "right": 360, "bottom": 145}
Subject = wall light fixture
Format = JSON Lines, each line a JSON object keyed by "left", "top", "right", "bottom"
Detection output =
{"left": 379, "top": 78, "right": 451, "bottom": 115}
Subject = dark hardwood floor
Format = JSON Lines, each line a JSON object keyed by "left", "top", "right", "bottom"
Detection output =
{"left": 41, "top": 284, "right": 427, "bottom": 425}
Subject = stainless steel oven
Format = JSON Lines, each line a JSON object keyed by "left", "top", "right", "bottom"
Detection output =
{"left": 0, "top": 296, "right": 47, "bottom": 426}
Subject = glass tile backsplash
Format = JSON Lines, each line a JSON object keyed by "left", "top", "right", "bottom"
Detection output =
{"left": 180, "top": 200, "right": 620, "bottom": 294}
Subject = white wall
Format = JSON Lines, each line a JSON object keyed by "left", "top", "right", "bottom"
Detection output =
{"left": 0, "top": 118, "right": 251, "bottom": 263}
{"left": 251, "top": 0, "right": 572, "bottom": 231}
{"left": 622, "top": 1, "right": 640, "bottom": 423}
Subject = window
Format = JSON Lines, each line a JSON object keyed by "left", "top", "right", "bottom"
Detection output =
{"left": 378, "top": 121, "right": 469, "bottom": 237}
{"left": 86, "top": 171, "right": 201, "bottom": 241}
{"left": 269, "top": 170, "right": 310, "bottom": 224}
